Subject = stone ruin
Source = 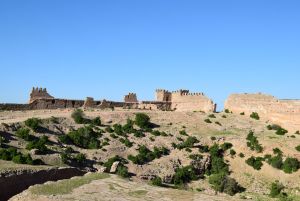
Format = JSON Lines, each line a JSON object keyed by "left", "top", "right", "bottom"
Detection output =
{"left": 124, "top": 93, "right": 138, "bottom": 103}
{"left": 225, "top": 93, "right": 300, "bottom": 132}
{"left": 29, "top": 87, "right": 54, "bottom": 103}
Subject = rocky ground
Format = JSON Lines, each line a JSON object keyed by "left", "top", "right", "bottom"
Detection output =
{"left": 0, "top": 108, "right": 300, "bottom": 201}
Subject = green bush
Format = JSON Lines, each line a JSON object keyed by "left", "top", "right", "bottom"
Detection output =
{"left": 25, "top": 118, "right": 41, "bottom": 132}
{"left": 67, "top": 127, "right": 100, "bottom": 149}
{"left": 113, "top": 124, "right": 124, "bottom": 136}
{"left": 230, "top": 149, "right": 236, "bottom": 156}
{"left": 176, "top": 136, "right": 199, "bottom": 150}
{"left": 105, "top": 126, "right": 114, "bottom": 133}
{"left": 209, "top": 144, "right": 229, "bottom": 175}
{"left": 246, "top": 156, "right": 264, "bottom": 170}
{"left": 151, "top": 176, "right": 163, "bottom": 186}
{"left": 240, "top": 112, "right": 245, "bottom": 115}
{"left": 269, "top": 181, "right": 285, "bottom": 198}
{"left": 0, "top": 147, "right": 42, "bottom": 165}
{"left": 103, "top": 155, "right": 127, "bottom": 171}
{"left": 267, "top": 154, "right": 283, "bottom": 169}
{"left": 71, "top": 109, "right": 90, "bottom": 124}
{"left": 26, "top": 136, "right": 49, "bottom": 154}
{"left": 239, "top": 153, "right": 245, "bottom": 158}
{"left": 275, "top": 127, "right": 288, "bottom": 135}
{"left": 92, "top": 117, "right": 101, "bottom": 126}
{"left": 220, "top": 142, "right": 233, "bottom": 151}
{"left": 189, "top": 154, "right": 203, "bottom": 160}
{"left": 224, "top": 109, "right": 230, "bottom": 113}
{"left": 133, "top": 130, "right": 145, "bottom": 138}
{"left": 215, "top": 122, "right": 222, "bottom": 126}
{"left": 75, "top": 153, "right": 86, "bottom": 165}
{"left": 173, "top": 166, "right": 197, "bottom": 186}
{"left": 295, "top": 145, "right": 300, "bottom": 152}
{"left": 135, "top": 113, "right": 151, "bottom": 129}
{"left": 116, "top": 165, "right": 129, "bottom": 178}
{"left": 282, "top": 157, "right": 299, "bottom": 174}
{"left": 295, "top": 131, "right": 300, "bottom": 135}
{"left": 209, "top": 173, "right": 242, "bottom": 196}
{"left": 122, "top": 119, "right": 135, "bottom": 134}
{"left": 110, "top": 133, "right": 118, "bottom": 139}
{"left": 246, "top": 131, "right": 263, "bottom": 153}
{"left": 222, "top": 115, "right": 227, "bottom": 118}
{"left": 210, "top": 136, "right": 216, "bottom": 141}
{"left": 151, "top": 130, "right": 161, "bottom": 136}
{"left": 250, "top": 112, "right": 260, "bottom": 120}
{"left": 204, "top": 119, "right": 212, "bottom": 123}
{"left": 16, "top": 128, "right": 32, "bottom": 141}
{"left": 179, "top": 130, "right": 188, "bottom": 136}
{"left": 60, "top": 151, "right": 71, "bottom": 164}
{"left": 128, "top": 145, "right": 169, "bottom": 165}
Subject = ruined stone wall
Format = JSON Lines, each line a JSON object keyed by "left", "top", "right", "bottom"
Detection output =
{"left": 139, "top": 101, "right": 172, "bottom": 111}
{"left": 171, "top": 90, "right": 216, "bottom": 113}
{"left": 124, "top": 93, "right": 138, "bottom": 103}
{"left": 29, "top": 87, "right": 54, "bottom": 103}
{"left": 30, "top": 99, "right": 85, "bottom": 109}
{"left": 225, "top": 93, "right": 300, "bottom": 132}
{"left": 155, "top": 89, "right": 171, "bottom": 102}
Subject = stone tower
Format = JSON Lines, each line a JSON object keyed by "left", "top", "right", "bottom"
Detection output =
{"left": 29, "top": 87, "right": 54, "bottom": 103}
{"left": 124, "top": 93, "right": 138, "bottom": 103}
{"left": 155, "top": 89, "right": 172, "bottom": 102}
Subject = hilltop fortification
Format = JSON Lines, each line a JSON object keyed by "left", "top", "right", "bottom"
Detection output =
{"left": 29, "top": 87, "right": 54, "bottom": 103}
{"left": 225, "top": 93, "right": 300, "bottom": 132}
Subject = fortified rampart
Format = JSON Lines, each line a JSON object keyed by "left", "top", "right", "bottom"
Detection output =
{"left": 155, "top": 89, "right": 216, "bottom": 112}
{"left": 124, "top": 93, "right": 138, "bottom": 103}
{"left": 29, "top": 87, "right": 54, "bottom": 103}
{"left": 225, "top": 93, "right": 300, "bottom": 132}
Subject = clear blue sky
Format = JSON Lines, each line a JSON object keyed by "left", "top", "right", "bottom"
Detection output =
{"left": 0, "top": 1, "right": 299, "bottom": 109}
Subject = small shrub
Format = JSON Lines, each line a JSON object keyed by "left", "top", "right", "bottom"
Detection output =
{"left": 273, "top": 148, "right": 283, "bottom": 156}
{"left": 222, "top": 115, "right": 227, "bottom": 118}
{"left": 103, "top": 155, "right": 127, "bottom": 171}
{"left": 177, "top": 136, "right": 199, "bottom": 150}
{"left": 275, "top": 127, "right": 288, "bottom": 135}
{"left": 282, "top": 157, "right": 300, "bottom": 174}
{"left": 71, "top": 109, "right": 85, "bottom": 124}
{"left": 295, "top": 145, "right": 300, "bottom": 152}
{"left": 185, "top": 148, "right": 192, "bottom": 153}
{"left": 246, "top": 131, "right": 263, "bottom": 153}
{"left": 16, "top": 128, "right": 32, "bottom": 141}
{"left": 224, "top": 109, "right": 230, "bottom": 113}
{"left": 189, "top": 154, "right": 203, "bottom": 160}
{"left": 240, "top": 112, "right": 245, "bottom": 115}
{"left": 110, "top": 133, "right": 118, "bottom": 139}
{"left": 75, "top": 153, "right": 86, "bottom": 164}
{"left": 230, "top": 149, "right": 236, "bottom": 156}
{"left": 173, "top": 166, "right": 198, "bottom": 186}
{"left": 151, "top": 176, "right": 163, "bottom": 186}
{"left": 215, "top": 122, "right": 222, "bottom": 126}
{"left": 25, "top": 118, "right": 41, "bottom": 132}
{"left": 210, "top": 136, "right": 216, "bottom": 141}
{"left": 135, "top": 113, "right": 151, "bottom": 129}
{"left": 105, "top": 126, "right": 114, "bottom": 133}
{"left": 91, "top": 117, "right": 101, "bottom": 126}
{"left": 267, "top": 154, "right": 283, "bottom": 169}
{"left": 208, "top": 114, "right": 216, "bottom": 118}
{"left": 239, "top": 153, "right": 245, "bottom": 158}
{"left": 116, "top": 165, "right": 129, "bottom": 178}
{"left": 246, "top": 156, "right": 264, "bottom": 170}
{"left": 204, "top": 119, "right": 212, "bottom": 124}
{"left": 151, "top": 130, "right": 161, "bottom": 136}
{"left": 269, "top": 181, "right": 285, "bottom": 198}
{"left": 295, "top": 131, "right": 300, "bottom": 135}
{"left": 209, "top": 173, "right": 243, "bottom": 196}
{"left": 179, "top": 130, "right": 188, "bottom": 136}
{"left": 26, "top": 136, "right": 49, "bottom": 154}
{"left": 221, "top": 142, "right": 233, "bottom": 151}
{"left": 250, "top": 112, "right": 260, "bottom": 120}
{"left": 199, "top": 145, "right": 209, "bottom": 153}
{"left": 133, "top": 130, "right": 145, "bottom": 138}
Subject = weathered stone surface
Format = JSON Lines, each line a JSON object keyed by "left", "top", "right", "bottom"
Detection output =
{"left": 225, "top": 93, "right": 300, "bottom": 132}
{"left": 110, "top": 161, "right": 120, "bottom": 173}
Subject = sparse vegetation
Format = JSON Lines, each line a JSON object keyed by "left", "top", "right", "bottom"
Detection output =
{"left": 204, "top": 119, "right": 212, "bottom": 123}
{"left": 26, "top": 135, "right": 49, "bottom": 154}
{"left": 267, "top": 124, "right": 288, "bottom": 135}
{"left": 246, "top": 131, "right": 263, "bottom": 153}
{"left": 296, "top": 145, "right": 300, "bottom": 152}
{"left": 240, "top": 112, "right": 245, "bottom": 115}
{"left": 151, "top": 176, "right": 163, "bottom": 186}
{"left": 246, "top": 156, "right": 264, "bottom": 170}
{"left": 176, "top": 136, "right": 199, "bottom": 150}
{"left": 282, "top": 157, "right": 300, "bottom": 174}
{"left": 208, "top": 114, "right": 216, "bottom": 118}
{"left": 224, "top": 109, "right": 230, "bottom": 113}
{"left": 269, "top": 181, "right": 285, "bottom": 198}
{"left": 0, "top": 147, "right": 43, "bottom": 165}
{"left": 250, "top": 112, "right": 260, "bottom": 120}
{"left": 25, "top": 118, "right": 41, "bottom": 132}
{"left": 16, "top": 127, "right": 32, "bottom": 141}
{"left": 135, "top": 113, "right": 151, "bottom": 129}
{"left": 128, "top": 145, "right": 169, "bottom": 165}
{"left": 209, "top": 173, "right": 243, "bottom": 196}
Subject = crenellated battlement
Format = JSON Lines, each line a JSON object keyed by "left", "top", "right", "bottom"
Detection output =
{"left": 29, "top": 87, "right": 54, "bottom": 103}
{"left": 124, "top": 93, "right": 138, "bottom": 103}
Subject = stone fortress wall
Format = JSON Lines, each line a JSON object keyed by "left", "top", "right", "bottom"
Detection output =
{"left": 225, "top": 93, "right": 300, "bottom": 132}
{"left": 155, "top": 89, "right": 216, "bottom": 113}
